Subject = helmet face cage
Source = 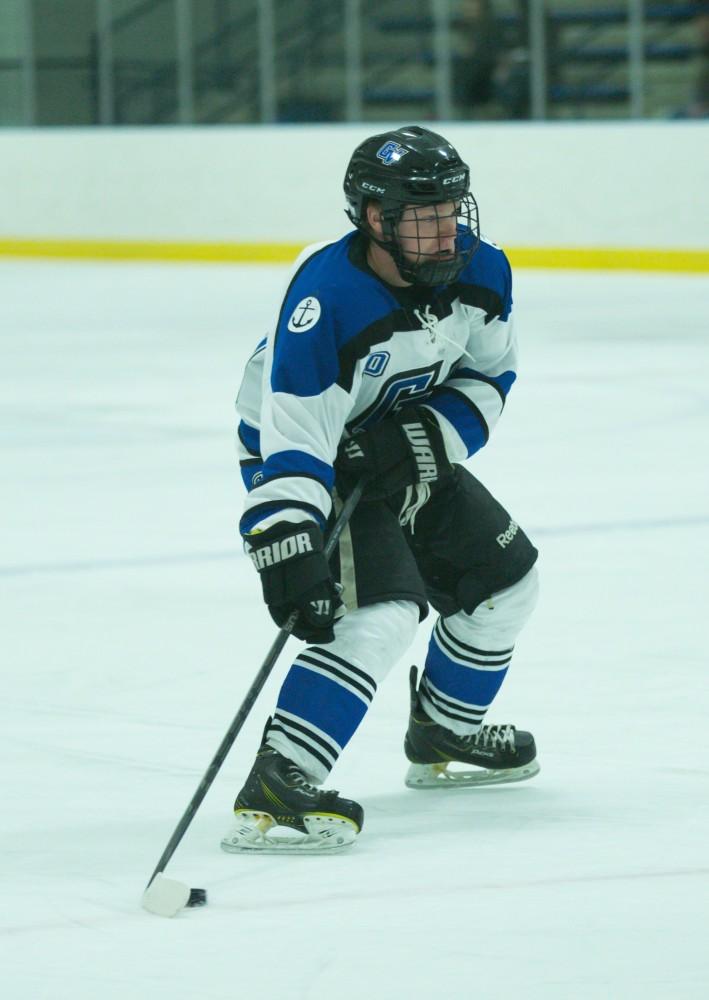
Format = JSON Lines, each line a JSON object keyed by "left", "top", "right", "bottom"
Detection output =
{"left": 375, "top": 192, "right": 479, "bottom": 286}
{"left": 343, "top": 126, "right": 481, "bottom": 286}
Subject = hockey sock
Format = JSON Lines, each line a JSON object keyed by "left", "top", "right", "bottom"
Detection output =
{"left": 267, "top": 600, "right": 419, "bottom": 782}
{"left": 420, "top": 614, "right": 512, "bottom": 736}
{"left": 419, "top": 567, "right": 539, "bottom": 737}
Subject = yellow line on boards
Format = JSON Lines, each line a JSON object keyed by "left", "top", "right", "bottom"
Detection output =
{"left": 506, "top": 247, "right": 709, "bottom": 274}
{"left": 0, "top": 238, "right": 708, "bottom": 273}
{"left": 0, "top": 238, "right": 305, "bottom": 264}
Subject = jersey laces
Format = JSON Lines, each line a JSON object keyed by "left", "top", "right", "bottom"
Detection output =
{"left": 413, "top": 304, "right": 477, "bottom": 364}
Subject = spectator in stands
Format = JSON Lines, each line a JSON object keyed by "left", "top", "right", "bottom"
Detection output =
{"left": 452, "top": 0, "right": 531, "bottom": 120}
{"left": 451, "top": 0, "right": 500, "bottom": 112}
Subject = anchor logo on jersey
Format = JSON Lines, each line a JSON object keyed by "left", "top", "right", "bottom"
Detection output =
{"left": 287, "top": 296, "right": 322, "bottom": 333}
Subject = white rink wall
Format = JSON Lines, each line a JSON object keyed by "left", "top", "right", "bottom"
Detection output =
{"left": 1, "top": 121, "right": 708, "bottom": 251}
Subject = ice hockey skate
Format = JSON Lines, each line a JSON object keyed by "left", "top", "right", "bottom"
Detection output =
{"left": 404, "top": 666, "right": 540, "bottom": 789}
{"left": 221, "top": 743, "right": 363, "bottom": 854}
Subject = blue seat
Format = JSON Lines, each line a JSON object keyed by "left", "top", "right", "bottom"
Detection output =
{"left": 558, "top": 43, "right": 695, "bottom": 64}
{"left": 550, "top": 83, "right": 629, "bottom": 103}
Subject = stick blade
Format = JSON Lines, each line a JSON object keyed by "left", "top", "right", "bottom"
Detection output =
{"left": 142, "top": 873, "right": 191, "bottom": 917}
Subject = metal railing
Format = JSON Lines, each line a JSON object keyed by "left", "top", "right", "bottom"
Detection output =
{"left": 0, "top": 0, "right": 703, "bottom": 126}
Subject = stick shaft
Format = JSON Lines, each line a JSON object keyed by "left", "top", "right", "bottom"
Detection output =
{"left": 145, "top": 480, "right": 364, "bottom": 888}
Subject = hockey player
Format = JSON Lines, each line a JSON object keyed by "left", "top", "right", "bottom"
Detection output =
{"left": 222, "top": 125, "right": 540, "bottom": 854}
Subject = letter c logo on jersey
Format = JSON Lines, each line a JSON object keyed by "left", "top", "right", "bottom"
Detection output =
{"left": 287, "top": 296, "right": 321, "bottom": 333}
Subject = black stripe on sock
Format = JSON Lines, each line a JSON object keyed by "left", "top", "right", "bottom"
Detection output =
{"left": 439, "top": 618, "right": 514, "bottom": 658}
{"left": 305, "top": 646, "right": 378, "bottom": 696}
{"left": 421, "top": 679, "right": 487, "bottom": 719}
{"left": 297, "top": 652, "right": 374, "bottom": 702}
{"left": 272, "top": 712, "right": 339, "bottom": 763}
{"left": 268, "top": 722, "right": 334, "bottom": 773}
{"left": 435, "top": 625, "right": 512, "bottom": 668}
{"left": 421, "top": 696, "right": 487, "bottom": 727}
{"left": 421, "top": 681, "right": 487, "bottom": 724}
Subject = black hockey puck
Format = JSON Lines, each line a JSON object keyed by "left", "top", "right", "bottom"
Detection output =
{"left": 187, "top": 887, "right": 207, "bottom": 907}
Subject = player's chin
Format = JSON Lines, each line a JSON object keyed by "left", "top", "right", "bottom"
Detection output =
{"left": 419, "top": 249, "right": 456, "bottom": 263}
{"left": 408, "top": 251, "right": 455, "bottom": 266}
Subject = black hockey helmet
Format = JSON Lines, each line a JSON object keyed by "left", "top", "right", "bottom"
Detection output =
{"left": 343, "top": 125, "right": 479, "bottom": 286}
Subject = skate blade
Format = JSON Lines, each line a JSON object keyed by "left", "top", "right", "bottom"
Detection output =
{"left": 405, "top": 758, "right": 540, "bottom": 789}
{"left": 220, "top": 810, "right": 359, "bottom": 855}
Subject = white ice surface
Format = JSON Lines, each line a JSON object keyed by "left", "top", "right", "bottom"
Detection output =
{"left": 1, "top": 260, "right": 708, "bottom": 999}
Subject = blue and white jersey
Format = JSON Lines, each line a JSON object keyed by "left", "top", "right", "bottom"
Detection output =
{"left": 236, "top": 230, "right": 516, "bottom": 536}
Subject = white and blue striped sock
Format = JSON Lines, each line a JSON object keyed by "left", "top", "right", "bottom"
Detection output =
{"left": 420, "top": 567, "right": 540, "bottom": 737}
{"left": 266, "top": 599, "right": 419, "bottom": 782}
{"left": 420, "top": 614, "right": 513, "bottom": 736}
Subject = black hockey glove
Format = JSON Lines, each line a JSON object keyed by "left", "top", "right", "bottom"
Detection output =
{"left": 247, "top": 521, "right": 344, "bottom": 644}
{"left": 335, "top": 405, "right": 453, "bottom": 501}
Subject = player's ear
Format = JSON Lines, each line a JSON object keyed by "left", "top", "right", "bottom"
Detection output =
{"left": 366, "top": 200, "right": 383, "bottom": 237}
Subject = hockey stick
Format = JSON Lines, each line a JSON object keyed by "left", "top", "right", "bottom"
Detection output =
{"left": 142, "top": 478, "right": 365, "bottom": 917}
